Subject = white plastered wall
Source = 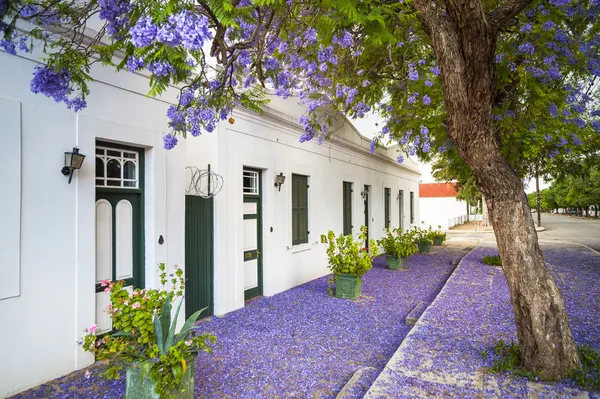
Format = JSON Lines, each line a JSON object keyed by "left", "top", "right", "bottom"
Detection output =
{"left": 0, "top": 47, "right": 186, "bottom": 397}
{"left": 420, "top": 196, "right": 467, "bottom": 231}
{"left": 185, "top": 97, "right": 421, "bottom": 316}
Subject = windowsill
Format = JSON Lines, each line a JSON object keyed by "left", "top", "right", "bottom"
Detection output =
{"left": 289, "top": 243, "right": 312, "bottom": 254}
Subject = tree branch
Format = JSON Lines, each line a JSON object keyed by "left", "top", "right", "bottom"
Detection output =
{"left": 487, "top": 0, "right": 535, "bottom": 37}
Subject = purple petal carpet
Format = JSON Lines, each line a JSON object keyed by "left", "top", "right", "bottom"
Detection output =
{"left": 10, "top": 244, "right": 472, "bottom": 399}
{"left": 364, "top": 243, "right": 600, "bottom": 399}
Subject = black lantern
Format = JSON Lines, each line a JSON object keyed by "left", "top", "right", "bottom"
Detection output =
{"left": 61, "top": 147, "right": 86, "bottom": 184}
{"left": 274, "top": 172, "right": 286, "bottom": 191}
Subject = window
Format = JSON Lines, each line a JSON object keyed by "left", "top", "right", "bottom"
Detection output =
{"left": 410, "top": 191, "right": 415, "bottom": 224}
{"left": 384, "top": 188, "right": 391, "bottom": 229}
{"left": 292, "top": 174, "right": 309, "bottom": 245}
{"left": 96, "top": 146, "right": 139, "bottom": 188}
{"left": 343, "top": 182, "right": 353, "bottom": 235}
{"left": 243, "top": 170, "right": 259, "bottom": 195}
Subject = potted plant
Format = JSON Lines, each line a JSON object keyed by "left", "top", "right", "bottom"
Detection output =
{"left": 412, "top": 225, "right": 432, "bottom": 254}
{"left": 428, "top": 225, "right": 447, "bottom": 246}
{"left": 81, "top": 264, "right": 216, "bottom": 399}
{"left": 377, "top": 227, "right": 418, "bottom": 270}
{"left": 320, "top": 225, "right": 378, "bottom": 299}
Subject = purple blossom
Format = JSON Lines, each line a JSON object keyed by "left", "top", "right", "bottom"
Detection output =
{"left": 420, "top": 126, "right": 429, "bottom": 137}
{"left": 163, "top": 133, "right": 178, "bottom": 150}
{"left": 548, "top": 149, "right": 559, "bottom": 158}
{"left": 517, "top": 42, "right": 535, "bottom": 55}
{"left": 520, "top": 23, "right": 533, "bottom": 33}
{"left": 396, "top": 154, "right": 404, "bottom": 163}
{"left": 496, "top": 53, "right": 505, "bottom": 63}
{"left": 418, "top": 59, "right": 426, "bottom": 66}
{"left": 0, "top": 37, "right": 16, "bottom": 55}
{"left": 264, "top": 57, "right": 280, "bottom": 71}
{"left": 430, "top": 66, "right": 440, "bottom": 76}
{"left": 548, "top": 103, "right": 558, "bottom": 117}
{"left": 408, "top": 69, "right": 419, "bottom": 81}
{"left": 369, "top": 140, "right": 376, "bottom": 154}
{"left": 424, "top": 80, "right": 434, "bottom": 87}
{"left": 125, "top": 56, "right": 145, "bottom": 72}
{"left": 549, "top": 0, "right": 571, "bottom": 6}
{"left": 148, "top": 61, "right": 174, "bottom": 77}
{"left": 544, "top": 134, "right": 552, "bottom": 141}
{"left": 571, "top": 134, "right": 582, "bottom": 146}
{"left": 542, "top": 21, "right": 556, "bottom": 31}
{"left": 98, "top": 0, "right": 132, "bottom": 35}
{"left": 334, "top": 30, "right": 354, "bottom": 48}
{"left": 130, "top": 16, "right": 157, "bottom": 47}
{"left": 66, "top": 98, "right": 87, "bottom": 112}
{"left": 422, "top": 95, "right": 431, "bottom": 106}
{"left": 30, "top": 66, "right": 72, "bottom": 103}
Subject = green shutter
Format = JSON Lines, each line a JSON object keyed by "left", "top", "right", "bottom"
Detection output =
{"left": 292, "top": 174, "right": 308, "bottom": 245}
{"left": 343, "top": 182, "right": 353, "bottom": 235}
{"left": 385, "top": 188, "right": 391, "bottom": 229}
{"left": 410, "top": 191, "right": 415, "bottom": 224}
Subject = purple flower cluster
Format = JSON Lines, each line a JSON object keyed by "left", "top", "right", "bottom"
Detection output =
{"left": 130, "top": 11, "right": 212, "bottom": 51}
{"left": 98, "top": 0, "right": 132, "bottom": 35}
{"left": 163, "top": 133, "right": 178, "bottom": 150}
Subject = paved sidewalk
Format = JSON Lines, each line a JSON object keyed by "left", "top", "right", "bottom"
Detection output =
{"left": 364, "top": 244, "right": 600, "bottom": 399}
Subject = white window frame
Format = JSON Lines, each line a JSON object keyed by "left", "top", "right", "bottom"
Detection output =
{"left": 96, "top": 146, "right": 140, "bottom": 189}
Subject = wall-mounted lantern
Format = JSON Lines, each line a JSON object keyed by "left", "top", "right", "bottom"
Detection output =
{"left": 361, "top": 187, "right": 369, "bottom": 199}
{"left": 61, "top": 147, "right": 86, "bottom": 184}
{"left": 274, "top": 172, "right": 286, "bottom": 191}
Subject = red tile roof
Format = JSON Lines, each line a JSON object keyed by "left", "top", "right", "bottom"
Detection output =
{"left": 419, "top": 183, "right": 459, "bottom": 198}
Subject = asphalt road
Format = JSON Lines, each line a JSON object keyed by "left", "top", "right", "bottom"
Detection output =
{"left": 536, "top": 213, "right": 600, "bottom": 252}
{"left": 447, "top": 213, "right": 600, "bottom": 252}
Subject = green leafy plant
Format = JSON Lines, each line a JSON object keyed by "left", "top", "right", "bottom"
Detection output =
{"left": 81, "top": 264, "right": 216, "bottom": 398}
{"left": 427, "top": 225, "right": 447, "bottom": 242}
{"left": 489, "top": 340, "right": 538, "bottom": 381}
{"left": 483, "top": 255, "right": 502, "bottom": 266}
{"left": 320, "top": 225, "right": 378, "bottom": 280}
{"left": 377, "top": 227, "right": 418, "bottom": 259}
{"left": 411, "top": 225, "right": 432, "bottom": 244}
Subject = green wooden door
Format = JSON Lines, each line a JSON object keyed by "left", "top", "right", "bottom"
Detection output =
{"left": 384, "top": 187, "right": 391, "bottom": 229}
{"left": 243, "top": 168, "right": 263, "bottom": 300}
{"left": 363, "top": 185, "right": 369, "bottom": 249}
{"left": 185, "top": 195, "right": 214, "bottom": 318}
{"left": 398, "top": 190, "right": 404, "bottom": 230}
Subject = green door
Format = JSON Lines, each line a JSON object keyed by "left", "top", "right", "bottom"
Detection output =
{"left": 363, "top": 185, "right": 370, "bottom": 248}
{"left": 185, "top": 195, "right": 214, "bottom": 318}
{"left": 343, "top": 182, "right": 353, "bottom": 236}
{"left": 243, "top": 168, "right": 263, "bottom": 300}
{"left": 95, "top": 141, "right": 145, "bottom": 334}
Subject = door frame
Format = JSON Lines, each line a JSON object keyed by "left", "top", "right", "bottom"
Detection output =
{"left": 95, "top": 140, "right": 145, "bottom": 293}
{"left": 243, "top": 167, "right": 263, "bottom": 300}
{"left": 363, "top": 184, "right": 370, "bottom": 248}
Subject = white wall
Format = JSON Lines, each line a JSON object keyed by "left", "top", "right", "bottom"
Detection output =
{"left": 420, "top": 197, "right": 467, "bottom": 231}
{"left": 0, "top": 48, "right": 186, "bottom": 397}
{"left": 188, "top": 101, "right": 421, "bottom": 316}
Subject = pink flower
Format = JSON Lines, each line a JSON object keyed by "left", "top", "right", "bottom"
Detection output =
{"left": 84, "top": 370, "right": 91, "bottom": 379}
{"left": 88, "top": 324, "right": 97, "bottom": 334}
{"left": 132, "top": 302, "right": 141, "bottom": 309}
{"left": 185, "top": 340, "right": 192, "bottom": 346}
{"left": 105, "top": 304, "right": 112, "bottom": 312}
{"left": 174, "top": 264, "right": 179, "bottom": 270}
{"left": 104, "top": 286, "right": 111, "bottom": 293}
{"left": 124, "top": 300, "right": 129, "bottom": 306}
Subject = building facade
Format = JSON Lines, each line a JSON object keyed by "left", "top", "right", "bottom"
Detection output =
{"left": 0, "top": 47, "right": 420, "bottom": 396}
{"left": 419, "top": 182, "right": 467, "bottom": 230}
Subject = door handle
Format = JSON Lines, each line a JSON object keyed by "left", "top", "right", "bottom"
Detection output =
{"left": 257, "top": 251, "right": 261, "bottom": 258}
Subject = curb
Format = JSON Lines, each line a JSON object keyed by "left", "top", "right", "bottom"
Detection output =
{"left": 363, "top": 242, "right": 481, "bottom": 398}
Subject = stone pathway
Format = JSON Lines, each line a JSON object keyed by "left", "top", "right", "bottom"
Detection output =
{"left": 10, "top": 243, "right": 475, "bottom": 399}
{"left": 364, "top": 244, "right": 600, "bottom": 399}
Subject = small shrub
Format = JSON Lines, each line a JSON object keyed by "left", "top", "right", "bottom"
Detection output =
{"left": 489, "top": 340, "right": 538, "bottom": 380}
{"left": 483, "top": 255, "right": 502, "bottom": 266}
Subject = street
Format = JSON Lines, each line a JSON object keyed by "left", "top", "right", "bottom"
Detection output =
{"left": 447, "top": 213, "right": 600, "bottom": 252}
{"left": 536, "top": 213, "right": 600, "bottom": 252}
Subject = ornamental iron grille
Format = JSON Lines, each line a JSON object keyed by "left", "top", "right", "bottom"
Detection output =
{"left": 186, "top": 165, "right": 224, "bottom": 198}
{"left": 96, "top": 146, "right": 139, "bottom": 188}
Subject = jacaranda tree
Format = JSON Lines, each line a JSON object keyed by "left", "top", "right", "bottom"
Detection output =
{"left": 2, "top": 0, "right": 600, "bottom": 379}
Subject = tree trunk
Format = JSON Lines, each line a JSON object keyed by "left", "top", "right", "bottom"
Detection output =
{"left": 412, "top": 0, "right": 579, "bottom": 379}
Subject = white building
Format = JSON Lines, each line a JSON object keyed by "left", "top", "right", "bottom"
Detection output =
{"left": 419, "top": 182, "right": 468, "bottom": 231}
{"left": 0, "top": 45, "right": 421, "bottom": 396}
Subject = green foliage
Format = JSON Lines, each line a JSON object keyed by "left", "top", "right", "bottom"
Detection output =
{"left": 82, "top": 264, "right": 216, "bottom": 398}
{"left": 489, "top": 340, "right": 538, "bottom": 381}
{"left": 483, "top": 255, "right": 502, "bottom": 266}
{"left": 490, "top": 341, "right": 600, "bottom": 390}
{"left": 569, "top": 346, "right": 600, "bottom": 391}
{"left": 377, "top": 227, "right": 418, "bottom": 259}
{"left": 410, "top": 225, "right": 432, "bottom": 244}
{"left": 427, "top": 225, "right": 446, "bottom": 242}
{"left": 320, "top": 225, "right": 378, "bottom": 280}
